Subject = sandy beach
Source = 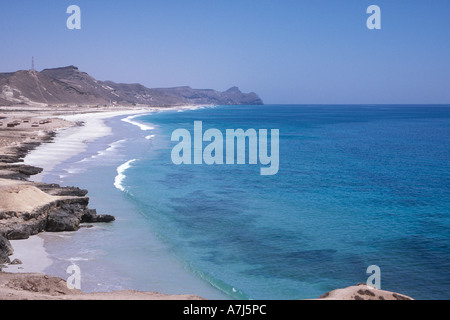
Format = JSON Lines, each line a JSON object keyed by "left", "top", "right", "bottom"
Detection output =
{"left": 7, "top": 235, "right": 52, "bottom": 274}
{"left": 0, "top": 104, "right": 209, "bottom": 300}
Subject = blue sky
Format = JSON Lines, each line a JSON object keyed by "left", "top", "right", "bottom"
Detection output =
{"left": 1, "top": 0, "right": 449, "bottom": 104}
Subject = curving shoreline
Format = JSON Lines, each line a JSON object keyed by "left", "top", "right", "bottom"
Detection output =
{"left": 0, "top": 104, "right": 213, "bottom": 300}
{"left": 1, "top": 107, "right": 153, "bottom": 245}
{"left": 0, "top": 105, "right": 414, "bottom": 300}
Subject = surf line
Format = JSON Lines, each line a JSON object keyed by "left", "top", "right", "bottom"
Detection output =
{"left": 171, "top": 121, "right": 279, "bottom": 176}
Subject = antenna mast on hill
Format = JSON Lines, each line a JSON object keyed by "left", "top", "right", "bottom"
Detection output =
{"left": 31, "top": 56, "right": 35, "bottom": 71}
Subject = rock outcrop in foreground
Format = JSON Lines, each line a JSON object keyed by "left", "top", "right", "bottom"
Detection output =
{"left": 0, "top": 128, "right": 115, "bottom": 265}
{"left": 0, "top": 272, "right": 204, "bottom": 300}
{"left": 0, "top": 177, "right": 115, "bottom": 264}
{"left": 317, "top": 284, "right": 414, "bottom": 300}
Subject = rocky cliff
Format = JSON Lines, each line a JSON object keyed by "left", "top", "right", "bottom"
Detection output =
{"left": 0, "top": 66, "right": 263, "bottom": 106}
{"left": 0, "top": 177, "right": 115, "bottom": 264}
{"left": 0, "top": 130, "right": 114, "bottom": 265}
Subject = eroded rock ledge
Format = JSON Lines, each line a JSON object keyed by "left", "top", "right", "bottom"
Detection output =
{"left": 0, "top": 165, "right": 115, "bottom": 265}
{"left": 1, "top": 195, "right": 114, "bottom": 239}
{"left": 0, "top": 122, "right": 116, "bottom": 266}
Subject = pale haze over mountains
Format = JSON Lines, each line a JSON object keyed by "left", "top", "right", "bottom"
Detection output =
{"left": 0, "top": 66, "right": 263, "bottom": 107}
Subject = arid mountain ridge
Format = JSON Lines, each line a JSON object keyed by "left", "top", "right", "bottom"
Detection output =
{"left": 0, "top": 66, "right": 263, "bottom": 107}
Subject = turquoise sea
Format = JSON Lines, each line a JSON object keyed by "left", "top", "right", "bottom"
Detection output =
{"left": 40, "top": 105, "right": 450, "bottom": 300}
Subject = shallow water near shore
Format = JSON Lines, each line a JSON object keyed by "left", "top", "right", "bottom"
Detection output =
{"left": 35, "top": 114, "right": 230, "bottom": 299}
{"left": 27, "top": 105, "right": 450, "bottom": 300}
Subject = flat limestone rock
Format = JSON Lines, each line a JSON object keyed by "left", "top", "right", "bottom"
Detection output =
{"left": 0, "top": 179, "right": 58, "bottom": 213}
{"left": 317, "top": 284, "right": 414, "bottom": 300}
{"left": 0, "top": 273, "right": 204, "bottom": 300}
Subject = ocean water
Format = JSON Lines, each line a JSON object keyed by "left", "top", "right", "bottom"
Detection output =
{"left": 40, "top": 105, "right": 450, "bottom": 300}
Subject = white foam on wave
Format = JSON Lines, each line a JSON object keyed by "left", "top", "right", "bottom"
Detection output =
{"left": 23, "top": 122, "right": 109, "bottom": 179}
{"left": 122, "top": 115, "right": 154, "bottom": 131}
{"left": 122, "top": 114, "right": 157, "bottom": 143}
{"left": 94, "top": 139, "right": 127, "bottom": 157}
{"left": 105, "top": 139, "right": 127, "bottom": 151}
{"left": 64, "top": 167, "right": 85, "bottom": 175}
{"left": 175, "top": 105, "right": 216, "bottom": 113}
{"left": 82, "top": 139, "right": 127, "bottom": 162}
{"left": 23, "top": 110, "right": 151, "bottom": 182}
{"left": 114, "top": 159, "right": 137, "bottom": 192}
{"left": 68, "top": 257, "right": 90, "bottom": 262}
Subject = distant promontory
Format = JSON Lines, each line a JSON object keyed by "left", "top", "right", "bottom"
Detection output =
{"left": 0, "top": 66, "right": 263, "bottom": 107}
